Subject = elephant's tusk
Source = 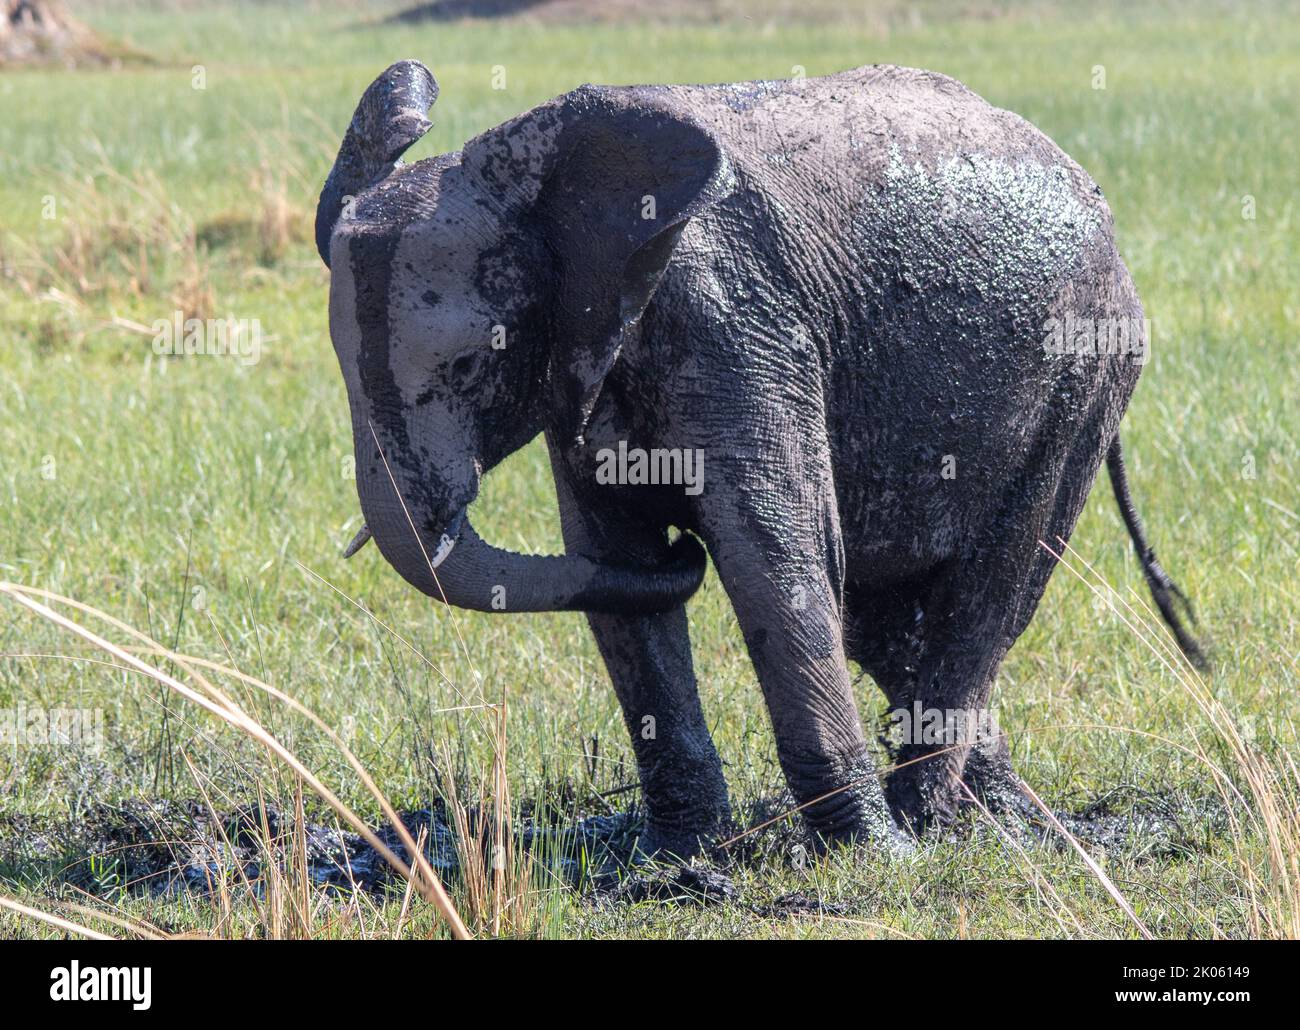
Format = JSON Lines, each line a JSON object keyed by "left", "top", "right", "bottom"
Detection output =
{"left": 342, "top": 524, "right": 372, "bottom": 559}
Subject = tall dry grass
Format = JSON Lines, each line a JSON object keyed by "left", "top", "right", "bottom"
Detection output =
{"left": 0, "top": 142, "right": 312, "bottom": 357}
{"left": 3, "top": 161, "right": 199, "bottom": 307}
{"left": 1035, "top": 539, "right": 1300, "bottom": 939}
{"left": 0, "top": 581, "right": 476, "bottom": 938}
{"left": 0, "top": 569, "right": 578, "bottom": 939}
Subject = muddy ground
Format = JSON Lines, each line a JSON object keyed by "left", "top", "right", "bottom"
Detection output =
{"left": 0, "top": 787, "right": 1229, "bottom": 913}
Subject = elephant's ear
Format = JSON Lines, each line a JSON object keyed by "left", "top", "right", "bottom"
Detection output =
{"left": 316, "top": 60, "right": 439, "bottom": 266}
{"left": 540, "top": 88, "right": 736, "bottom": 444}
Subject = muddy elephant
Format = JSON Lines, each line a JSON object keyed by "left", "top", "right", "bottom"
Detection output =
{"left": 316, "top": 60, "right": 1203, "bottom": 856}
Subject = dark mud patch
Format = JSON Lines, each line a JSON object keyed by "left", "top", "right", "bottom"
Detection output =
{"left": 378, "top": 0, "right": 1027, "bottom": 28}
{"left": 599, "top": 863, "right": 738, "bottom": 907}
{"left": 0, "top": 786, "right": 1230, "bottom": 912}
{"left": 385, "top": 0, "right": 552, "bottom": 22}
{"left": 969, "top": 786, "right": 1232, "bottom": 860}
{"left": 0, "top": 798, "right": 641, "bottom": 899}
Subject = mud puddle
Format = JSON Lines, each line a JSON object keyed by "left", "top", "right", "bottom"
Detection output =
{"left": 974, "top": 786, "right": 1231, "bottom": 859}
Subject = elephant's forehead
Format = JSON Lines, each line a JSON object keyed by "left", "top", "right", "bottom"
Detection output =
{"left": 380, "top": 216, "right": 497, "bottom": 405}
{"left": 389, "top": 216, "right": 498, "bottom": 326}
{"left": 389, "top": 213, "right": 487, "bottom": 304}
{"left": 350, "top": 153, "right": 453, "bottom": 225}
{"left": 326, "top": 222, "right": 474, "bottom": 411}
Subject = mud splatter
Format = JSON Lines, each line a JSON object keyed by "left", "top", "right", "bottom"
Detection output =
{"left": 953, "top": 785, "right": 1231, "bottom": 860}
{"left": 600, "top": 864, "right": 738, "bottom": 907}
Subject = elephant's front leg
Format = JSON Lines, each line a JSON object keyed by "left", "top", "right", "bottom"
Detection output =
{"left": 714, "top": 552, "right": 902, "bottom": 848}
{"left": 698, "top": 472, "right": 907, "bottom": 851}
{"left": 583, "top": 603, "right": 730, "bottom": 858}
{"left": 550, "top": 449, "right": 729, "bottom": 859}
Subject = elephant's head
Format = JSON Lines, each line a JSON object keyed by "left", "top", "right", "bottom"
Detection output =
{"left": 317, "top": 60, "right": 734, "bottom": 614}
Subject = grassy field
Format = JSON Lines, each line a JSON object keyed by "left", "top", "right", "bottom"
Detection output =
{"left": 0, "top": 0, "right": 1297, "bottom": 939}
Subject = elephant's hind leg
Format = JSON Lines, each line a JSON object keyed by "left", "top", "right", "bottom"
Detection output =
{"left": 878, "top": 576, "right": 1018, "bottom": 833}
{"left": 883, "top": 422, "right": 1115, "bottom": 833}
{"left": 845, "top": 579, "right": 1028, "bottom": 828}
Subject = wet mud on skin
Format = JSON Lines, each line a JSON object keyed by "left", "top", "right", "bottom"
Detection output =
{"left": 0, "top": 787, "right": 1229, "bottom": 912}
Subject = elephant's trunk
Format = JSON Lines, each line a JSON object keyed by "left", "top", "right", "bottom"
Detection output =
{"left": 358, "top": 499, "right": 706, "bottom": 615}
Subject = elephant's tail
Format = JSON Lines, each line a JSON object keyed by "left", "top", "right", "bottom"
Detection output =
{"left": 1105, "top": 436, "right": 1208, "bottom": 671}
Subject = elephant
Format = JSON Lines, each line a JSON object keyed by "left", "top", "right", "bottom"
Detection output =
{"left": 315, "top": 60, "right": 1204, "bottom": 857}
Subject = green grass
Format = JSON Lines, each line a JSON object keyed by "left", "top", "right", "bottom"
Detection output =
{"left": 0, "top": 0, "right": 1297, "bottom": 938}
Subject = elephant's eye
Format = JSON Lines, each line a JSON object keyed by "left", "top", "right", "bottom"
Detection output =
{"left": 449, "top": 350, "right": 485, "bottom": 387}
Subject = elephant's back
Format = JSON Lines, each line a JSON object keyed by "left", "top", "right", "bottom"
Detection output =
{"left": 657, "top": 65, "right": 1117, "bottom": 332}
{"left": 630, "top": 70, "right": 1139, "bottom": 574}
{"left": 657, "top": 65, "right": 1099, "bottom": 197}
{"left": 654, "top": 69, "right": 1136, "bottom": 577}
{"left": 656, "top": 65, "right": 1123, "bottom": 371}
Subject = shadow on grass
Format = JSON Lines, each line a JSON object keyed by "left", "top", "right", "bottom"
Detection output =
{"left": 384, "top": 0, "right": 554, "bottom": 23}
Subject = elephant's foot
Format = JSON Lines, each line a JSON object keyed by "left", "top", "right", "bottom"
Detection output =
{"left": 634, "top": 806, "right": 730, "bottom": 863}
{"left": 633, "top": 750, "right": 732, "bottom": 862}
{"left": 886, "top": 746, "right": 965, "bottom": 836}
{"left": 889, "top": 739, "right": 1038, "bottom": 838}
{"left": 607, "top": 860, "right": 738, "bottom": 906}
{"left": 798, "top": 756, "right": 915, "bottom": 856}
{"left": 960, "top": 739, "right": 1035, "bottom": 823}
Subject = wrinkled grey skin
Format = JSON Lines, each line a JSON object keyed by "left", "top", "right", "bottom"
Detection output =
{"left": 318, "top": 61, "right": 1203, "bottom": 856}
